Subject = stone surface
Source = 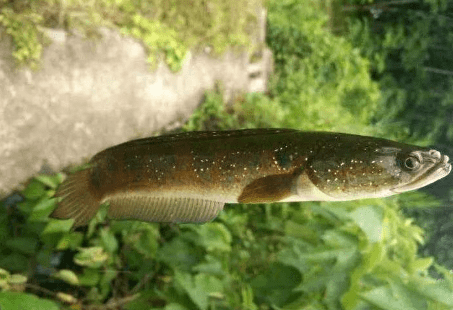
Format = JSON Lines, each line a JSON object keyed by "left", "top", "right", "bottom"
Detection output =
{"left": 0, "top": 13, "right": 272, "bottom": 196}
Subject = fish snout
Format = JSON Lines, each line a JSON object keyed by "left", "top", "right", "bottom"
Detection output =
{"left": 428, "top": 149, "right": 441, "bottom": 160}
{"left": 441, "top": 154, "right": 452, "bottom": 174}
{"left": 427, "top": 149, "right": 451, "bottom": 175}
{"left": 425, "top": 149, "right": 450, "bottom": 166}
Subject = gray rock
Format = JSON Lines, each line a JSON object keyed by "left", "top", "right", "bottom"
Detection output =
{"left": 0, "top": 12, "right": 272, "bottom": 196}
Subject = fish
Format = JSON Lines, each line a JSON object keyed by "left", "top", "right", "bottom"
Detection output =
{"left": 51, "top": 128, "right": 452, "bottom": 227}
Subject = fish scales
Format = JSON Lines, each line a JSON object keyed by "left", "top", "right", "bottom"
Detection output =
{"left": 51, "top": 129, "right": 451, "bottom": 226}
{"left": 89, "top": 129, "right": 304, "bottom": 201}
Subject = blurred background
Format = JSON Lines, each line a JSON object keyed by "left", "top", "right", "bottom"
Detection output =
{"left": 0, "top": 0, "right": 453, "bottom": 309}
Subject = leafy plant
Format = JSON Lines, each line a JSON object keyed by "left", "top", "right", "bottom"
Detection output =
{"left": 120, "top": 14, "right": 188, "bottom": 71}
{"left": 0, "top": 0, "right": 258, "bottom": 70}
{"left": 0, "top": 7, "right": 43, "bottom": 68}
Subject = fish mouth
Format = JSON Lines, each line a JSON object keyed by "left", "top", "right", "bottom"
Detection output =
{"left": 392, "top": 150, "right": 451, "bottom": 193}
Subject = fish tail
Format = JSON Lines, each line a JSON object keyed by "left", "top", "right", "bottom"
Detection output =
{"left": 51, "top": 169, "right": 101, "bottom": 227}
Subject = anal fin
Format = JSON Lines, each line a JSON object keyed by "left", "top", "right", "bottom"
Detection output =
{"left": 105, "top": 193, "right": 224, "bottom": 223}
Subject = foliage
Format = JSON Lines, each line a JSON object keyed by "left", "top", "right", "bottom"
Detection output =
{"left": 120, "top": 15, "right": 187, "bottom": 71}
{"left": 183, "top": 87, "right": 286, "bottom": 131}
{"left": 0, "top": 7, "right": 43, "bottom": 69}
{"left": 265, "top": 0, "right": 388, "bottom": 137}
{"left": 1, "top": 170, "right": 452, "bottom": 309}
{"left": 343, "top": 0, "right": 453, "bottom": 274}
{"left": 0, "top": 0, "right": 258, "bottom": 69}
{"left": 404, "top": 201, "right": 453, "bottom": 279}
{"left": 345, "top": 0, "right": 452, "bottom": 145}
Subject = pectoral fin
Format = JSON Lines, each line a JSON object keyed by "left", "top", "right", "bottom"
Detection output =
{"left": 237, "top": 174, "right": 297, "bottom": 203}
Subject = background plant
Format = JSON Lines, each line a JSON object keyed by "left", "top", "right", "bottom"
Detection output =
{"left": 0, "top": 0, "right": 257, "bottom": 70}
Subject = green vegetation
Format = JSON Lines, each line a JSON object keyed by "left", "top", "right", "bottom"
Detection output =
{"left": 2, "top": 175, "right": 453, "bottom": 310}
{"left": 1, "top": 0, "right": 453, "bottom": 309}
{"left": 0, "top": 8, "right": 43, "bottom": 69}
{"left": 0, "top": 0, "right": 257, "bottom": 69}
{"left": 345, "top": 0, "right": 451, "bottom": 145}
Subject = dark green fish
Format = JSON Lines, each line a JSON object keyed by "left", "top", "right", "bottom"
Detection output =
{"left": 51, "top": 129, "right": 451, "bottom": 226}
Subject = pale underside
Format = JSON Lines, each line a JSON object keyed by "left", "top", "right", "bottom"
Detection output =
{"left": 100, "top": 172, "right": 396, "bottom": 223}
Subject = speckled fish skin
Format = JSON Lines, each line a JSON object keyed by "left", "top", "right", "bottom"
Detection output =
{"left": 51, "top": 128, "right": 451, "bottom": 226}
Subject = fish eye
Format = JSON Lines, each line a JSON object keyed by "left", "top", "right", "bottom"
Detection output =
{"left": 404, "top": 156, "right": 420, "bottom": 170}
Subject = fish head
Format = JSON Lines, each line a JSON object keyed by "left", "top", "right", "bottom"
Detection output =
{"left": 305, "top": 135, "right": 451, "bottom": 200}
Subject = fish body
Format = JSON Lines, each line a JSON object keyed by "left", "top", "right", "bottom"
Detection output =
{"left": 52, "top": 129, "right": 451, "bottom": 226}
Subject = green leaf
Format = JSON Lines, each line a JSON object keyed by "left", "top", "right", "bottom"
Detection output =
{"left": 17, "top": 200, "right": 35, "bottom": 216}
{"left": 165, "top": 303, "right": 190, "bottom": 310}
{"left": 42, "top": 219, "right": 74, "bottom": 235}
{"left": 5, "top": 237, "right": 38, "bottom": 255}
{"left": 34, "top": 174, "right": 63, "bottom": 189}
{"left": 99, "top": 269, "right": 117, "bottom": 297}
{"left": 363, "top": 242, "right": 385, "bottom": 272}
{"left": 21, "top": 179, "right": 46, "bottom": 200}
{"left": 192, "top": 255, "right": 224, "bottom": 276}
{"left": 190, "top": 222, "right": 232, "bottom": 252}
{"left": 8, "top": 274, "right": 27, "bottom": 285}
{"left": 0, "top": 253, "right": 29, "bottom": 272}
{"left": 74, "top": 247, "right": 109, "bottom": 268}
{"left": 157, "top": 239, "right": 201, "bottom": 271}
{"left": 78, "top": 268, "right": 100, "bottom": 286}
{"left": 251, "top": 263, "right": 302, "bottom": 307}
{"left": 124, "top": 224, "right": 159, "bottom": 258}
{"left": 53, "top": 269, "right": 79, "bottom": 286}
{"left": 55, "top": 232, "right": 84, "bottom": 250}
{"left": 174, "top": 272, "right": 223, "bottom": 310}
{"left": 409, "top": 257, "right": 433, "bottom": 273}
{"left": 28, "top": 198, "right": 56, "bottom": 221}
{"left": 87, "top": 202, "right": 109, "bottom": 237}
{"left": 0, "top": 268, "right": 10, "bottom": 279}
{"left": 361, "top": 282, "right": 427, "bottom": 310}
{"left": 349, "top": 206, "right": 383, "bottom": 243}
{"left": 411, "top": 278, "right": 453, "bottom": 307}
{"left": 0, "top": 292, "right": 59, "bottom": 310}
{"left": 284, "top": 220, "right": 319, "bottom": 243}
{"left": 99, "top": 227, "right": 118, "bottom": 253}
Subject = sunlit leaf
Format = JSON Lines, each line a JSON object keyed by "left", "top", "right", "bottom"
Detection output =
{"left": 99, "top": 227, "right": 118, "bottom": 254}
{"left": 74, "top": 247, "right": 108, "bottom": 268}
{"left": 42, "top": 219, "right": 74, "bottom": 235}
{"left": 411, "top": 278, "right": 453, "bottom": 307}
{"left": 34, "top": 174, "right": 63, "bottom": 189}
{"left": 175, "top": 271, "right": 223, "bottom": 310}
{"left": 56, "top": 232, "right": 84, "bottom": 250}
{"left": 190, "top": 223, "right": 232, "bottom": 252}
{"left": 53, "top": 269, "right": 79, "bottom": 286}
{"left": 349, "top": 206, "right": 383, "bottom": 243}
{"left": 56, "top": 292, "right": 77, "bottom": 304}
{"left": 361, "top": 282, "right": 427, "bottom": 310}
{"left": 28, "top": 198, "right": 56, "bottom": 221}
{"left": 0, "top": 292, "right": 59, "bottom": 310}
{"left": 22, "top": 179, "right": 46, "bottom": 200}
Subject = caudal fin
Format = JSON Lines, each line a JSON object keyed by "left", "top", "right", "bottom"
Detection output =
{"left": 51, "top": 169, "right": 101, "bottom": 227}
